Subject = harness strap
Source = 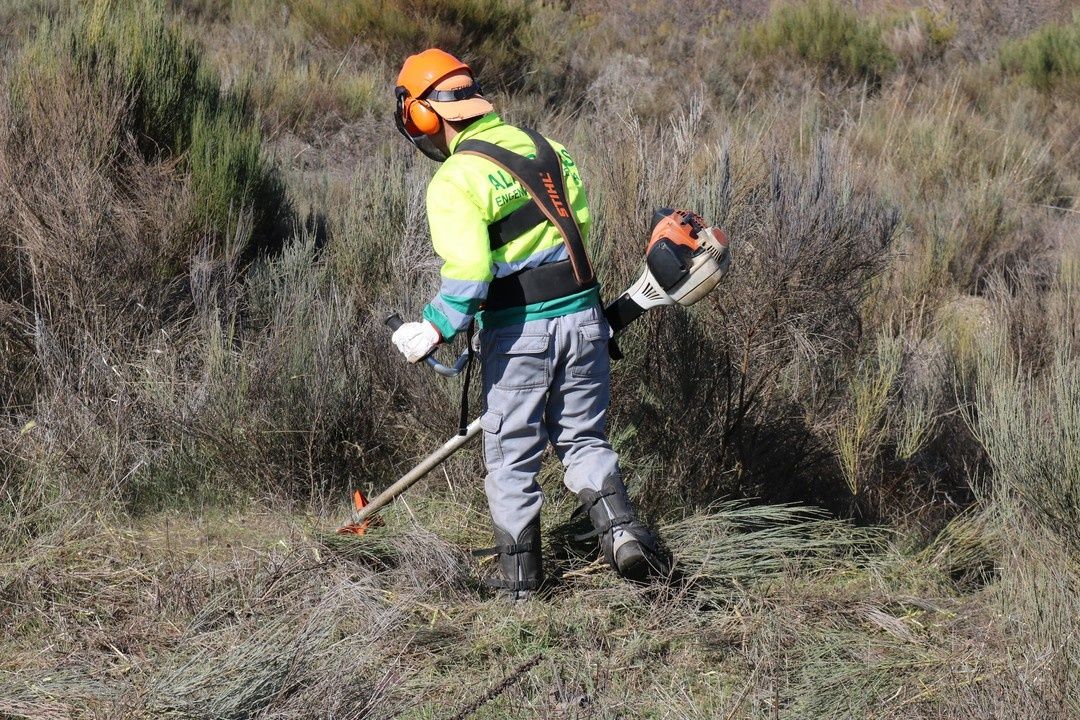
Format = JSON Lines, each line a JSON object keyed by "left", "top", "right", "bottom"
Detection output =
{"left": 484, "top": 260, "right": 594, "bottom": 312}
{"left": 457, "top": 319, "right": 476, "bottom": 437}
{"left": 571, "top": 487, "right": 631, "bottom": 541}
{"left": 456, "top": 128, "right": 594, "bottom": 286}
{"left": 470, "top": 540, "right": 538, "bottom": 558}
{"left": 573, "top": 514, "right": 636, "bottom": 542}
{"left": 487, "top": 199, "right": 546, "bottom": 251}
{"left": 483, "top": 577, "right": 541, "bottom": 591}
{"left": 574, "top": 487, "right": 618, "bottom": 513}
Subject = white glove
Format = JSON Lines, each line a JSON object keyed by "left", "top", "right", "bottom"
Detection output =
{"left": 391, "top": 321, "right": 441, "bottom": 363}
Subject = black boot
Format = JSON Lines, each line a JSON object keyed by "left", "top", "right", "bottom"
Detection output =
{"left": 576, "top": 476, "right": 669, "bottom": 581}
{"left": 473, "top": 517, "right": 543, "bottom": 601}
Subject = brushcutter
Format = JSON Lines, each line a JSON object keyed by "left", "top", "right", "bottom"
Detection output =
{"left": 339, "top": 208, "right": 730, "bottom": 535}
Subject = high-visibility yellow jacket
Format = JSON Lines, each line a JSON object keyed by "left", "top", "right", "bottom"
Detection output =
{"left": 422, "top": 113, "right": 598, "bottom": 340}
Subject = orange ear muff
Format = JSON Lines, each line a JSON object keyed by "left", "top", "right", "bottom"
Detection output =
{"left": 406, "top": 97, "right": 441, "bottom": 135}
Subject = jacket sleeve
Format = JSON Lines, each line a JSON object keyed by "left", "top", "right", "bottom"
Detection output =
{"left": 421, "top": 171, "right": 493, "bottom": 341}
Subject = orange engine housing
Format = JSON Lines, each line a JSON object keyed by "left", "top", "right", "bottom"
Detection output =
{"left": 644, "top": 208, "right": 728, "bottom": 293}
{"left": 647, "top": 208, "right": 707, "bottom": 253}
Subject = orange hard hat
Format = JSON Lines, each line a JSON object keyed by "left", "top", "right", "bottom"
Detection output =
{"left": 396, "top": 48, "right": 493, "bottom": 123}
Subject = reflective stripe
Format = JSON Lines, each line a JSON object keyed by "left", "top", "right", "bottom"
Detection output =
{"left": 439, "top": 277, "right": 490, "bottom": 300}
{"left": 427, "top": 295, "right": 475, "bottom": 333}
{"left": 494, "top": 244, "right": 567, "bottom": 277}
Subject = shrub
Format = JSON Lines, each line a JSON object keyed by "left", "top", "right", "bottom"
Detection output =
{"left": 0, "top": 0, "right": 291, "bottom": 522}
{"left": 743, "top": 0, "right": 896, "bottom": 84}
{"left": 1000, "top": 12, "right": 1080, "bottom": 93}
{"left": 187, "top": 101, "right": 280, "bottom": 239}
{"left": 971, "top": 308, "right": 1080, "bottom": 700}
{"left": 287, "top": 0, "right": 532, "bottom": 88}
{"left": 63, "top": 0, "right": 286, "bottom": 244}
{"left": 583, "top": 108, "right": 898, "bottom": 510}
{"left": 883, "top": 7, "right": 957, "bottom": 68}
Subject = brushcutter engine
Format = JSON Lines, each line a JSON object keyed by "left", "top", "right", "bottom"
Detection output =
{"left": 604, "top": 208, "right": 731, "bottom": 335}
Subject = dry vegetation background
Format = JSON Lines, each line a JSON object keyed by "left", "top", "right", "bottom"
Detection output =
{"left": 1, "top": 0, "right": 1078, "bottom": 717}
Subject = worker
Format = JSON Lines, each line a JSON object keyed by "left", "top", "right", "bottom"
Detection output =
{"left": 390, "top": 48, "right": 667, "bottom": 599}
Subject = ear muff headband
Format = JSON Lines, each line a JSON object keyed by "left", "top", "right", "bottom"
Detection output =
{"left": 423, "top": 82, "right": 484, "bottom": 103}
{"left": 396, "top": 80, "right": 485, "bottom": 137}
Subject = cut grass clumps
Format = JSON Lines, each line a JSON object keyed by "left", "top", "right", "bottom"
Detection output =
{"left": 664, "top": 501, "right": 878, "bottom": 602}
{"left": 743, "top": 0, "right": 896, "bottom": 85}
{"left": 1000, "top": 12, "right": 1080, "bottom": 93}
{"left": 65, "top": 0, "right": 285, "bottom": 245}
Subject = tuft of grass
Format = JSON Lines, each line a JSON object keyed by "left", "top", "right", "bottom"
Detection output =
{"left": 836, "top": 335, "right": 902, "bottom": 498}
{"left": 975, "top": 336, "right": 1080, "bottom": 554}
{"left": 882, "top": 7, "right": 957, "bottom": 68}
{"left": 743, "top": 0, "right": 896, "bottom": 84}
{"left": 1000, "top": 12, "right": 1080, "bottom": 93}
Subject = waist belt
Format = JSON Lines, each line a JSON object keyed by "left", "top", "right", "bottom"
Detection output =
{"left": 485, "top": 260, "right": 597, "bottom": 312}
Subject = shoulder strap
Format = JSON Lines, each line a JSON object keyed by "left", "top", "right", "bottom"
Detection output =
{"left": 457, "top": 128, "right": 594, "bottom": 286}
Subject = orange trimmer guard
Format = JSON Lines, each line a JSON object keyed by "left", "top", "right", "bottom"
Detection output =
{"left": 337, "top": 489, "right": 383, "bottom": 535}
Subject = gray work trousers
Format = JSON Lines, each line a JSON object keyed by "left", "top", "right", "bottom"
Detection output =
{"left": 478, "top": 305, "right": 620, "bottom": 540}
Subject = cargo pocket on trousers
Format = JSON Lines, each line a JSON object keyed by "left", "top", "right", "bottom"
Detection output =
{"left": 570, "top": 320, "right": 611, "bottom": 379}
{"left": 480, "top": 408, "right": 503, "bottom": 467}
{"left": 491, "top": 334, "right": 551, "bottom": 390}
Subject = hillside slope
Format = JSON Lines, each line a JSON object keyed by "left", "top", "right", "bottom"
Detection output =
{"left": 1, "top": 1, "right": 1077, "bottom": 717}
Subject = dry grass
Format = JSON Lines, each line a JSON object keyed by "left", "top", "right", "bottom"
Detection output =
{"left": 0, "top": 500, "right": 1016, "bottom": 718}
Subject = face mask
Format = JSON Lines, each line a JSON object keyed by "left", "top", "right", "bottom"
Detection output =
{"left": 394, "top": 88, "right": 448, "bottom": 163}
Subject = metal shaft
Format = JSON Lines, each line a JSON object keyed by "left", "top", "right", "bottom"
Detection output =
{"left": 347, "top": 417, "right": 483, "bottom": 526}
